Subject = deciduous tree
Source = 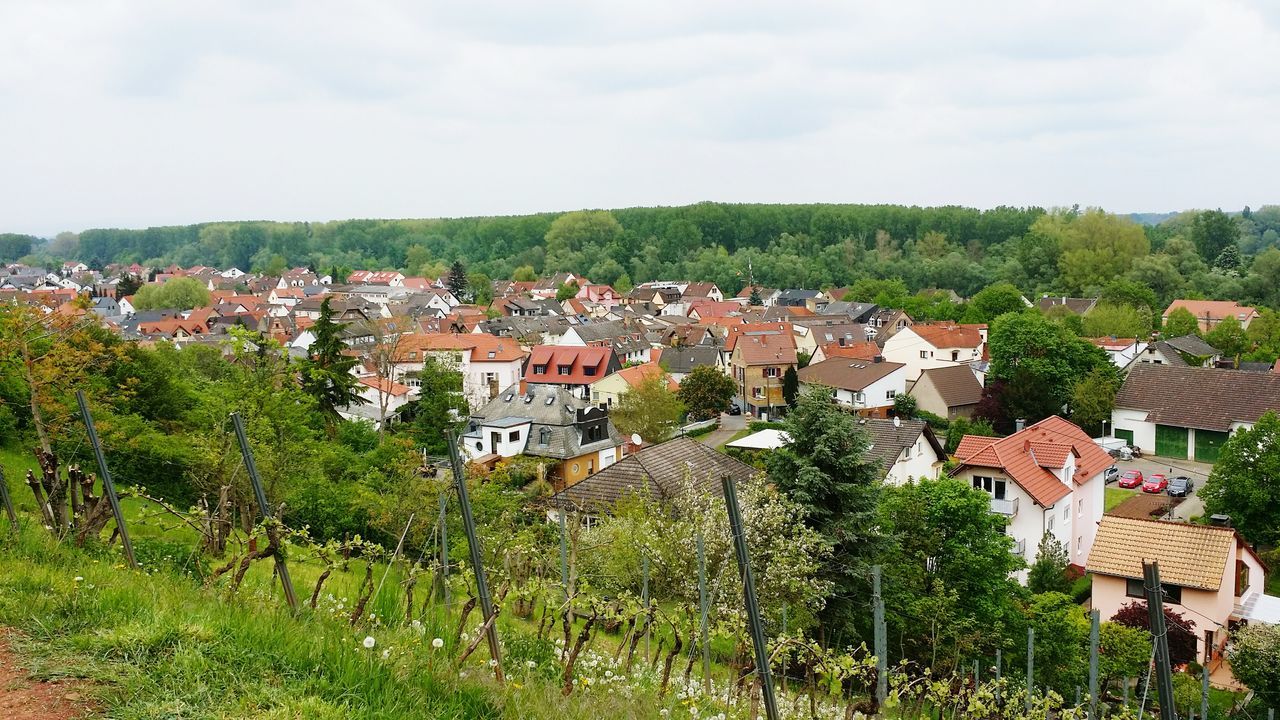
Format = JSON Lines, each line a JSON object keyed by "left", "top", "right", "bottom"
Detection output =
{"left": 610, "top": 374, "right": 683, "bottom": 444}
{"left": 1163, "top": 306, "right": 1201, "bottom": 338}
{"left": 675, "top": 365, "right": 736, "bottom": 421}
{"left": 1229, "top": 623, "right": 1280, "bottom": 707}
{"left": 131, "top": 277, "right": 211, "bottom": 310}
{"left": 1201, "top": 411, "right": 1280, "bottom": 546}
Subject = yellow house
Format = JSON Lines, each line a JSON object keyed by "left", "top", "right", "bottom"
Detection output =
{"left": 729, "top": 332, "right": 798, "bottom": 420}
{"left": 590, "top": 362, "right": 679, "bottom": 408}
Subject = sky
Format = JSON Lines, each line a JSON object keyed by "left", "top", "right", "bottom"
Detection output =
{"left": 1, "top": 1, "right": 1278, "bottom": 236}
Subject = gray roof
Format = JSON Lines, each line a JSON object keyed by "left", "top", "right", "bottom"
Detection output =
{"left": 469, "top": 383, "right": 623, "bottom": 460}
{"left": 1115, "top": 363, "right": 1280, "bottom": 432}
{"left": 550, "top": 436, "right": 759, "bottom": 510}
{"left": 858, "top": 418, "right": 945, "bottom": 477}
{"left": 572, "top": 320, "right": 633, "bottom": 343}
{"left": 1161, "top": 334, "right": 1219, "bottom": 358}
{"left": 660, "top": 346, "right": 721, "bottom": 374}
{"left": 777, "top": 289, "right": 821, "bottom": 300}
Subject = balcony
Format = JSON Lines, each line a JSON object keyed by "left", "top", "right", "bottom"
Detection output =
{"left": 989, "top": 496, "right": 1019, "bottom": 516}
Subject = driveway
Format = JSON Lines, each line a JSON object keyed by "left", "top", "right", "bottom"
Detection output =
{"left": 695, "top": 412, "right": 747, "bottom": 449}
{"left": 1106, "top": 455, "right": 1214, "bottom": 521}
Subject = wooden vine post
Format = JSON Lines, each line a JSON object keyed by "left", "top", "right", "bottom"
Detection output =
{"left": 76, "top": 390, "right": 137, "bottom": 569}
{"left": 230, "top": 412, "right": 298, "bottom": 613}
{"left": 0, "top": 467, "right": 18, "bottom": 533}
{"left": 722, "top": 475, "right": 779, "bottom": 720}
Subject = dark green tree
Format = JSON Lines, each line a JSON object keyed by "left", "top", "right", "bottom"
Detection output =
{"left": 446, "top": 260, "right": 468, "bottom": 300}
{"left": 964, "top": 281, "right": 1026, "bottom": 324}
{"left": 768, "top": 387, "right": 883, "bottom": 642}
{"left": 1027, "top": 534, "right": 1073, "bottom": 595}
{"left": 1201, "top": 411, "right": 1280, "bottom": 546}
{"left": 1214, "top": 243, "right": 1243, "bottom": 273}
{"left": 300, "top": 298, "right": 365, "bottom": 436}
{"left": 1191, "top": 209, "right": 1239, "bottom": 262}
{"left": 675, "top": 365, "right": 736, "bottom": 421}
{"left": 782, "top": 366, "right": 799, "bottom": 407}
{"left": 405, "top": 358, "right": 468, "bottom": 455}
{"left": 1205, "top": 315, "right": 1248, "bottom": 359}
{"left": 116, "top": 273, "right": 144, "bottom": 300}
{"left": 748, "top": 287, "right": 763, "bottom": 306}
{"left": 555, "top": 281, "right": 580, "bottom": 303}
{"left": 987, "top": 311, "right": 1115, "bottom": 425}
{"left": 1163, "top": 306, "right": 1201, "bottom": 338}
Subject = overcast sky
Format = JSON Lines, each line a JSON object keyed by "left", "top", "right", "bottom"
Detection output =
{"left": 2, "top": 1, "right": 1278, "bottom": 236}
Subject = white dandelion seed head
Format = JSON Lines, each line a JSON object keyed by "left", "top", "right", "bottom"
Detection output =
{"left": 362, "top": 636, "right": 376, "bottom": 649}
{"left": 432, "top": 637, "right": 444, "bottom": 649}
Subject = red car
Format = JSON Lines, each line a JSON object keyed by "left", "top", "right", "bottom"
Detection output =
{"left": 1117, "top": 470, "right": 1144, "bottom": 489}
{"left": 1142, "top": 474, "right": 1169, "bottom": 494}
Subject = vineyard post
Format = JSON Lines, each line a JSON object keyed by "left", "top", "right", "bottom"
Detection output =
{"left": 77, "top": 390, "right": 138, "bottom": 570}
{"left": 873, "top": 564, "right": 887, "bottom": 707}
{"left": 558, "top": 499, "right": 570, "bottom": 603}
{"left": 642, "top": 554, "right": 650, "bottom": 659}
{"left": 780, "top": 605, "right": 788, "bottom": 694}
{"left": 0, "top": 467, "right": 18, "bottom": 533}
{"left": 1123, "top": 677, "right": 1129, "bottom": 707}
{"left": 1143, "top": 560, "right": 1177, "bottom": 720}
{"left": 973, "top": 659, "right": 979, "bottom": 684}
{"left": 722, "top": 475, "right": 779, "bottom": 720}
{"left": 696, "top": 531, "right": 711, "bottom": 694}
{"left": 230, "top": 411, "right": 298, "bottom": 612}
{"left": 1026, "top": 627, "right": 1034, "bottom": 712}
{"left": 438, "top": 492, "right": 449, "bottom": 613}
{"left": 995, "top": 649, "right": 1002, "bottom": 704}
{"left": 1201, "top": 662, "right": 1209, "bottom": 720}
{"left": 1089, "top": 608, "right": 1100, "bottom": 720}
{"left": 446, "top": 430, "right": 503, "bottom": 682}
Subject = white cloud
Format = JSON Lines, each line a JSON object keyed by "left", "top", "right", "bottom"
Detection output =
{"left": 0, "top": 0, "right": 1277, "bottom": 235}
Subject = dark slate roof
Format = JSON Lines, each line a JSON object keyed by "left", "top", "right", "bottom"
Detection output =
{"left": 550, "top": 436, "right": 759, "bottom": 511}
{"left": 915, "top": 365, "right": 984, "bottom": 408}
{"left": 467, "top": 382, "right": 623, "bottom": 460}
{"left": 1115, "top": 363, "right": 1280, "bottom": 432}
{"left": 859, "top": 418, "right": 945, "bottom": 477}
{"left": 660, "top": 346, "right": 721, "bottom": 374}
{"left": 1160, "top": 334, "right": 1219, "bottom": 358}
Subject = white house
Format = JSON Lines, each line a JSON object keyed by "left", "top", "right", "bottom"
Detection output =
{"left": 391, "top": 333, "right": 527, "bottom": 411}
{"left": 1111, "top": 363, "right": 1280, "bottom": 462}
{"left": 861, "top": 417, "right": 945, "bottom": 486}
{"left": 796, "top": 357, "right": 907, "bottom": 416}
{"left": 950, "top": 416, "right": 1111, "bottom": 580}
{"left": 881, "top": 323, "right": 986, "bottom": 381}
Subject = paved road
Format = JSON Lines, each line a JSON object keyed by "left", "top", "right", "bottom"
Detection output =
{"left": 1106, "top": 455, "right": 1214, "bottom": 520}
{"left": 695, "top": 412, "right": 747, "bottom": 449}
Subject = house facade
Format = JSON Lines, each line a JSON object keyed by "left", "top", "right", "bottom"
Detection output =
{"left": 910, "top": 364, "right": 984, "bottom": 420}
{"left": 729, "top": 330, "right": 798, "bottom": 420}
{"left": 524, "top": 345, "right": 621, "bottom": 401}
{"left": 391, "top": 333, "right": 526, "bottom": 410}
{"left": 881, "top": 323, "right": 986, "bottom": 381}
{"left": 1163, "top": 299, "right": 1259, "bottom": 332}
{"left": 950, "top": 416, "right": 1110, "bottom": 578}
{"left": 797, "top": 357, "right": 907, "bottom": 417}
{"left": 862, "top": 417, "right": 945, "bottom": 486}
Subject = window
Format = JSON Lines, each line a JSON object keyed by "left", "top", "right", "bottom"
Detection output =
{"left": 920, "top": 350, "right": 928, "bottom": 359}
{"left": 487, "top": 351, "right": 496, "bottom": 359}
{"left": 592, "top": 391, "right": 599, "bottom": 402}
{"left": 533, "top": 364, "right": 547, "bottom": 375}
{"left": 1078, "top": 499, "right": 1084, "bottom": 516}
{"left": 557, "top": 365, "right": 571, "bottom": 376}
{"left": 752, "top": 386, "right": 763, "bottom": 399}
{"left": 539, "top": 428, "right": 550, "bottom": 446}
{"left": 1126, "top": 578, "right": 1182, "bottom": 604}
{"left": 1063, "top": 506, "right": 1069, "bottom": 520}
{"left": 903, "top": 444, "right": 911, "bottom": 459}
{"left": 1076, "top": 537, "right": 1082, "bottom": 554}
{"left": 587, "top": 461, "right": 594, "bottom": 475}
{"left": 571, "top": 463, "right": 580, "bottom": 474}
{"left": 508, "top": 431, "right": 520, "bottom": 442}
{"left": 764, "top": 367, "right": 779, "bottom": 378}
{"left": 972, "top": 476, "right": 1007, "bottom": 500}
{"left": 886, "top": 389, "right": 897, "bottom": 400}
{"left": 408, "top": 351, "right": 418, "bottom": 360}
{"left": 1047, "top": 516, "right": 1054, "bottom": 531}
{"left": 583, "top": 366, "right": 596, "bottom": 376}
{"left": 1125, "top": 578, "right": 1144, "bottom": 599}
{"left": 1236, "top": 560, "right": 1251, "bottom": 597}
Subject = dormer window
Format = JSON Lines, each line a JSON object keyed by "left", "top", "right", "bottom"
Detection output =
{"left": 583, "top": 366, "right": 596, "bottom": 376}
{"left": 539, "top": 428, "right": 550, "bottom": 446}
{"left": 558, "top": 365, "right": 571, "bottom": 376}
{"left": 533, "top": 364, "right": 547, "bottom": 375}
{"left": 487, "top": 350, "right": 496, "bottom": 359}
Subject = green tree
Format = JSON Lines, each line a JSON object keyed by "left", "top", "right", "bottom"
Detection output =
{"left": 877, "top": 477, "right": 1024, "bottom": 669}
{"left": 1069, "top": 366, "right": 1120, "bottom": 434}
{"left": 405, "top": 358, "right": 468, "bottom": 456}
{"left": 512, "top": 265, "right": 537, "bottom": 282}
{"left": 299, "top": 298, "right": 365, "bottom": 436}
{"left": 131, "top": 277, "right": 211, "bottom": 310}
{"left": 555, "top": 281, "right": 580, "bottom": 303}
{"left": 467, "top": 272, "right": 493, "bottom": 307}
{"left": 1201, "top": 411, "right": 1280, "bottom": 546}
{"left": 675, "top": 365, "right": 736, "bottom": 421}
{"left": 964, "top": 282, "right": 1026, "bottom": 324}
{"left": 1205, "top": 315, "right": 1248, "bottom": 359}
{"left": 612, "top": 271, "right": 633, "bottom": 294}
{"left": 1081, "top": 304, "right": 1149, "bottom": 338}
{"left": 1028, "top": 592, "right": 1089, "bottom": 694}
{"left": 782, "top": 366, "right": 799, "bottom": 407}
{"left": 1191, "top": 209, "right": 1239, "bottom": 262}
{"left": 1099, "top": 278, "right": 1160, "bottom": 314}
{"left": 1229, "top": 623, "right": 1280, "bottom": 707}
{"left": 544, "top": 210, "right": 623, "bottom": 270}
{"left": 1056, "top": 210, "right": 1150, "bottom": 292}
{"left": 891, "top": 393, "right": 918, "bottom": 419}
{"left": 768, "top": 387, "right": 883, "bottom": 642}
{"left": 1214, "top": 243, "right": 1242, "bottom": 273}
{"left": 987, "top": 311, "right": 1115, "bottom": 425}
{"left": 446, "top": 260, "right": 468, "bottom": 300}
{"left": 1027, "top": 534, "right": 1072, "bottom": 595}
{"left": 1099, "top": 622, "right": 1152, "bottom": 690}
{"left": 610, "top": 374, "right": 684, "bottom": 443}
{"left": 748, "top": 287, "right": 763, "bottom": 306}
{"left": 1163, "top": 306, "right": 1201, "bottom": 338}
{"left": 1246, "top": 308, "right": 1280, "bottom": 361}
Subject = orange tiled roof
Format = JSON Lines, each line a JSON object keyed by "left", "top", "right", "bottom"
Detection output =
{"left": 952, "top": 416, "right": 1111, "bottom": 507}
{"left": 1164, "top": 299, "right": 1258, "bottom": 321}
{"left": 1087, "top": 516, "right": 1245, "bottom": 591}
{"left": 610, "top": 362, "right": 679, "bottom": 391}
{"left": 394, "top": 333, "right": 524, "bottom": 363}
{"left": 911, "top": 322, "right": 985, "bottom": 349}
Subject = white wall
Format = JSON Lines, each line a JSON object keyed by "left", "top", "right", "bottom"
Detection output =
{"left": 883, "top": 437, "right": 941, "bottom": 486}
{"left": 466, "top": 422, "right": 532, "bottom": 459}
{"left": 881, "top": 328, "right": 982, "bottom": 381}
{"left": 1110, "top": 408, "right": 1156, "bottom": 453}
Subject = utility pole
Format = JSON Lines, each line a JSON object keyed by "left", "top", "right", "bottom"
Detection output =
{"left": 1144, "top": 560, "right": 1179, "bottom": 720}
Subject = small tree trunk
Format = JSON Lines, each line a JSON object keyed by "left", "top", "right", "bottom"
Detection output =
{"left": 561, "top": 608, "right": 599, "bottom": 696}
{"left": 310, "top": 568, "right": 332, "bottom": 610}
{"left": 452, "top": 596, "right": 478, "bottom": 648}
{"left": 659, "top": 628, "right": 683, "bottom": 698}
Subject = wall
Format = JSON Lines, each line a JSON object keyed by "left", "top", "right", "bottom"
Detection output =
{"left": 883, "top": 439, "right": 941, "bottom": 486}
{"left": 467, "top": 421, "right": 532, "bottom": 459}
{"left": 560, "top": 447, "right": 616, "bottom": 488}
{"left": 952, "top": 466, "right": 1054, "bottom": 582}
{"left": 882, "top": 329, "right": 982, "bottom": 381}
{"left": 1110, "top": 408, "right": 1156, "bottom": 453}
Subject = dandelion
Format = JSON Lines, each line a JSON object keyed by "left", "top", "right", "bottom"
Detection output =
{"left": 489, "top": 659, "right": 498, "bottom": 668}
{"left": 362, "top": 636, "right": 376, "bottom": 649}
{"left": 73, "top": 576, "right": 84, "bottom": 582}
{"left": 382, "top": 649, "right": 390, "bottom": 659}
{"left": 432, "top": 637, "right": 444, "bottom": 649}
{"left": 525, "top": 660, "right": 536, "bottom": 669}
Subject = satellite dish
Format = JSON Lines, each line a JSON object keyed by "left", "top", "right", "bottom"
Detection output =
{"left": 630, "top": 433, "right": 642, "bottom": 445}
{"left": 893, "top": 416, "right": 901, "bottom": 428}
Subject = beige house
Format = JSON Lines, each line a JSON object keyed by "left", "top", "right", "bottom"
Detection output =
{"left": 1088, "top": 516, "right": 1274, "bottom": 686}
{"left": 910, "top": 364, "right": 984, "bottom": 420}
{"left": 590, "top": 362, "right": 678, "bottom": 408}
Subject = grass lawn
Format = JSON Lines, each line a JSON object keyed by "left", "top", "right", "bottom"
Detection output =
{"left": 1103, "top": 486, "right": 1134, "bottom": 513}
{"left": 715, "top": 428, "right": 752, "bottom": 451}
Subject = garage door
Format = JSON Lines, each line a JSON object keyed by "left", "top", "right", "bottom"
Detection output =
{"left": 1155, "top": 424, "right": 1188, "bottom": 459}
{"left": 1115, "top": 429, "right": 1135, "bottom": 447}
{"left": 1194, "top": 429, "right": 1230, "bottom": 463}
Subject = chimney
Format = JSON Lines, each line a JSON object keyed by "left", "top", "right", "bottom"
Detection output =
{"left": 873, "top": 355, "right": 883, "bottom": 363}
{"left": 1015, "top": 418, "right": 1026, "bottom": 432}
{"left": 1209, "top": 514, "right": 1232, "bottom": 527}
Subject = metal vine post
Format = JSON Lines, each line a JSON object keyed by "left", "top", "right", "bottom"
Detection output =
{"left": 77, "top": 390, "right": 138, "bottom": 570}
{"left": 0, "top": 467, "right": 18, "bottom": 533}
{"left": 446, "top": 429, "right": 503, "bottom": 682}
{"left": 230, "top": 411, "right": 298, "bottom": 613}
{"left": 721, "top": 475, "right": 779, "bottom": 720}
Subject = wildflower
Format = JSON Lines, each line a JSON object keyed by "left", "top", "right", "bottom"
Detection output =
{"left": 489, "top": 659, "right": 498, "bottom": 668}
{"left": 525, "top": 660, "right": 536, "bottom": 669}
{"left": 362, "top": 636, "right": 376, "bottom": 649}
{"left": 73, "top": 576, "right": 84, "bottom": 582}
{"left": 432, "top": 637, "right": 445, "bottom": 649}
{"left": 382, "top": 649, "right": 390, "bottom": 659}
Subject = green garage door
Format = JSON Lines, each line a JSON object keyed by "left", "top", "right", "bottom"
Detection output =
{"left": 1155, "top": 424, "right": 1188, "bottom": 459}
{"left": 1115, "top": 429, "right": 1135, "bottom": 446}
{"left": 1195, "top": 429, "right": 1230, "bottom": 463}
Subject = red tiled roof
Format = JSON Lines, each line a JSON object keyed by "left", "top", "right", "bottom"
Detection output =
{"left": 817, "top": 341, "right": 881, "bottom": 361}
{"left": 394, "top": 333, "right": 524, "bottom": 363}
{"left": 735, "top": 333, "right": 799, "bottom": 366}
{"left": 951, "top": 416, "right": 1111, "bottom": 507}
{"left": 525, "top": 345, "right": 616, "bottom": 385}
{"left": 724, "top": 323, "right": 794, "bottom": 352}
{"left": 358, "top": 376, "right": 412, "bottom": 397}
{"left": 1163, "top": 299, "right": 1258, "bottom": 321}
{"left": 610, "top": 362, "right": 679, "bottom": 391}
{"left": 911, "top": 323, "right": 985, "bottom": 349}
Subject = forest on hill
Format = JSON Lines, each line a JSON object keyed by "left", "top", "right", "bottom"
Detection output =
{"left": 4, "top": 202, "right": 1280, "bottom": 308}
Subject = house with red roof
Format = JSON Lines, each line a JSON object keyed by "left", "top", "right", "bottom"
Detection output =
{"left": 390, "top": 333, "right": 527, "bottom": 410}
{"left": 950, "top": 416, "right": 1112, "bottom": 579}
{"left": 1163, "top": 299, "right": 1259, "bottom": 333}
{"left": 728, "top": 326, "right": 798, "bottom": 420}
{"left": 881, "top": 322, "right": 987, "bottom": 381}
{"left": 590, "top": 361, "right": 679, "bottom": 408}
{"left": 523, "top": 345, "right": 621, "bottom": 401}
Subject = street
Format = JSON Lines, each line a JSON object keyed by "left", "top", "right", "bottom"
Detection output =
{"left": 694, "top": 411, "right": 747, "bottom": 449}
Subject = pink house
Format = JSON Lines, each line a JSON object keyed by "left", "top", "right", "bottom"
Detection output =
{"left": 1088, "top": 516, "right": 1274, "bottom": 686}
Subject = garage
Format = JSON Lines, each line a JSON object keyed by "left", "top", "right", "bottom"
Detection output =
{"left": 1114, "top": 429, "right": 1135, "bottom": 447}
{"left": 1155, "top": 424, "right": 1188, "bottom": 459}
{"left": 1194, "top": 429, "right": 1230, "bottom": 463}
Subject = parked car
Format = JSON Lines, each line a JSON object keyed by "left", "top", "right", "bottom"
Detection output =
{"left": 1167, "top": 476, "right": 1196, "bottom": 497}
{"left": 1118, "top": 470, "right": 1144, "bottom": 489}
{"left": 1103, "top": 466, "right": 1120, "bottom": 483}
{"left": 727, "top": 404, "right": 742, "bottom": 416}
{"left": 1142, "top": 474, "right": 1169, "bottom": 494}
